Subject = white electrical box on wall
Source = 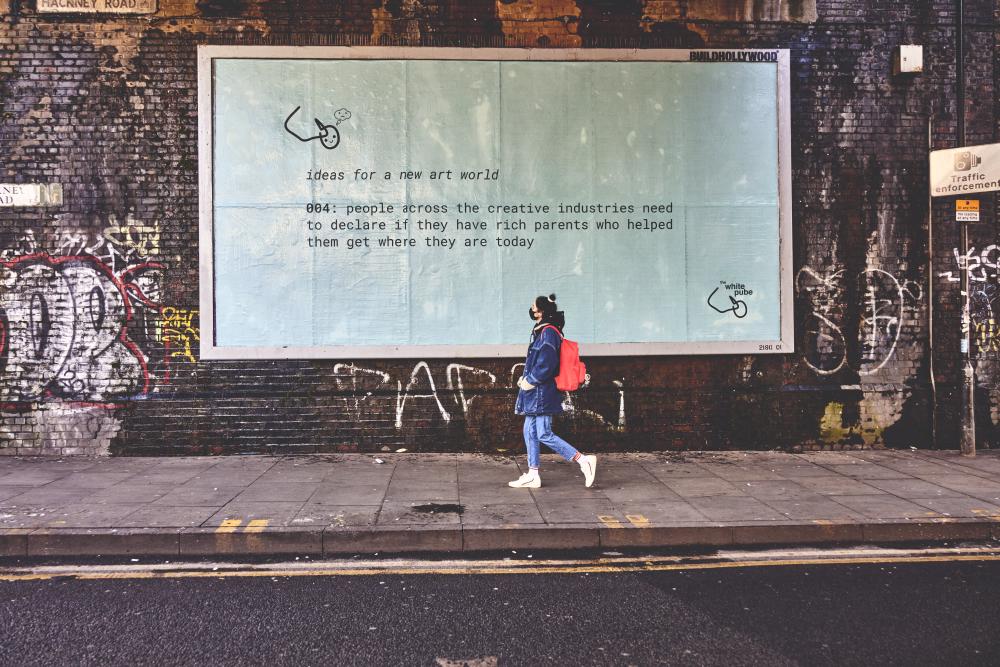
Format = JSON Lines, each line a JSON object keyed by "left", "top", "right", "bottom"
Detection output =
{"left": 893, "top": 45, "right": 923, "bottom": 75}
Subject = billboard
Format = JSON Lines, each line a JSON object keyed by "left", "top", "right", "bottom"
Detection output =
{"left": 199, "top": 47, "right": 793, "bottom": 358}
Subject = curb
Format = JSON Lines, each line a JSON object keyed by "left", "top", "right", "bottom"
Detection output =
{"left": 1, "top": 520, "right": 998, "bottom": 559}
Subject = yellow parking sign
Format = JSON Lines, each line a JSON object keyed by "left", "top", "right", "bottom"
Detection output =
{"left": 956, "top": 199, "right": 980, "bottom": 222}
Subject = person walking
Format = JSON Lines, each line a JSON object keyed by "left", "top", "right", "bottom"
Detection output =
{"left": 509, "top": 294, "right": 597, "bottom": 489}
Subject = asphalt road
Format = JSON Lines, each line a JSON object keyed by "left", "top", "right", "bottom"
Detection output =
{"left": 2, "top": 558, "right": 999, "bottom": 666}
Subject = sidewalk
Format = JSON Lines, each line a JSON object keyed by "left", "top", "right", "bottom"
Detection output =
{"left": 2, "top": 449, "right": 1000, "bottom": 558}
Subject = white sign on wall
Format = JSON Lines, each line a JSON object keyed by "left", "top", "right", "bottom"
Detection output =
{"left": 0, "top": 183, "right": 62, "bottom": 207}
{"left": 930, "top": 143, "right": 1000, "bottom": 197}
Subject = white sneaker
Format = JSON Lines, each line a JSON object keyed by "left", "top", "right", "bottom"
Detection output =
{"left": 508, "top": 472, "right": 541, "bottom": 488}
{"left": 579, "top": 455, "right": 597, "bottom": 488}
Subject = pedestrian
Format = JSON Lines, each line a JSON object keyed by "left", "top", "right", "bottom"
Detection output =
{"left": 509, "top": 294, "right": 597, "bottom": 489}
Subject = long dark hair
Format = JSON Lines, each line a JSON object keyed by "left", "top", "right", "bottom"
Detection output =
{"left": 533, "top": 293, "right": 565, "bottom": 332}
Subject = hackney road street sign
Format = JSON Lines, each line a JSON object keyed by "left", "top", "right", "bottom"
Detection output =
{"left": 930, "top": 142, "right": 1000, "bottom": 197}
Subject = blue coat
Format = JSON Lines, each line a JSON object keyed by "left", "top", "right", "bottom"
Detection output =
{"left": 515, "top": 325, "right": 564, "bottom": 416}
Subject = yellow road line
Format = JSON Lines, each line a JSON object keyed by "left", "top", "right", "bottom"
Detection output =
{"left": 598, "top": 515, "right": 623, "bottom": 529}
{"left": 244, "top": 520, "right": 269, "bottom": 533}
{"left": 215, "top": 519, "right": 242, "bottom": 534}
{"left": 626, "top": 514, "right": 650, "bottom": 528}
{"left": 4, "top": 553, "right": 1000, "bottom": 582}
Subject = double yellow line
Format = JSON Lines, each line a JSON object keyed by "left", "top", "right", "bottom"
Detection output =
{"left": 2, "top": 551, "right": 1000, "bottom": 582}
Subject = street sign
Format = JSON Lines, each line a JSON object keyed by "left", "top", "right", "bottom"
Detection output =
{"left": 0, "top": 183, "right": 62, "bottom": 207}
{"left": 36, "top": 0, "right": 157, "bottom": 14}
{"left": 930, "top": 142, "right": 1000, "bottom": 197}
{"left": 956, "top": 199, "right": 980, "bottom": 222}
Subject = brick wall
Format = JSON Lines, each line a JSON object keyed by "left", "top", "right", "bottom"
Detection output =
{"left": 0, "top": 0, "right": 996, "bottom": 455}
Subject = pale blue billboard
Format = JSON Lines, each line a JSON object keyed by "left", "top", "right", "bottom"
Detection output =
{"left": 199, "top": 47, "right": 793, "bottom": 358}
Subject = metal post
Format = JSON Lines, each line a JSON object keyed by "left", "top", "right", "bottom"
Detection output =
{"left": 957, "top": 0, "right": 976, "bottom": 456}
{"left": 928, "top": 118, "right": 938, "bottom": 449}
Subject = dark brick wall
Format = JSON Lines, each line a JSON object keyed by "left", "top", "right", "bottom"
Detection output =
{"left": 0, "top": 0, "right": 996, "bottom": 455}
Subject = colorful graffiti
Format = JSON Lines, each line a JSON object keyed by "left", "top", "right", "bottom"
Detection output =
{"left": 0, "top": 253, "right": 164, "bottom": 401}
{"left": 160, "top": 307, "right": 200, "bottom": 364}
{"left": 940, "top": 249, "right": 1000, "bottom": 356}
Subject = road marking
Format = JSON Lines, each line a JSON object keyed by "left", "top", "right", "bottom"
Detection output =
{"left": 215, "top": 519, "right": 242, "bottom": 534}
{"left": 245, "top": 519, "right": 269, "bottom": 533}
{"left": 626, "top": 514, "right": 650, "bottom": 528}
{"left": 5, "top": 549, "right": 1000, "bottom": 582}
{"left": 598, "top": 515, "right": 622, "bottom": 529}
{"left": 435, "top": 658, "right": 497, "bottom": 667}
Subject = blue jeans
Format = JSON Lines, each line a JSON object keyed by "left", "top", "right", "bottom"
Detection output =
{"left": 523, "top": 415, "right": 579, "bottom": 469}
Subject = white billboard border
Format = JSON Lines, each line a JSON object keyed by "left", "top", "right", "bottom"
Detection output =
{"left": 198, "top": 46, "right": 794, "bottom": 359}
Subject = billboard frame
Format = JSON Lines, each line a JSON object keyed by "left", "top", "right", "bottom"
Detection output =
{"left": 198, "top": 46, "right": 793, "bottom": 359}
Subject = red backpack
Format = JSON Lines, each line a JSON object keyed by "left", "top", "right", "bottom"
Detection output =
{"left": 543, "top": 325, "right": 587, "bottom": 391}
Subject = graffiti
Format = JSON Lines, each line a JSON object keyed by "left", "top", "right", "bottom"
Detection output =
{"left": 160, "top": 307, "right": 200, "bottom": 363}
{"left": 976, "top": 319, "right": 1000, "bottom": 354}
{"left": 968, "top": 283, "right": 1000, "bottom": 355}
{"left": 45, "top": 217, "right": 162, "bottom": 276}
{"left": 395, "top": 361, "right": 452, "bottom": 429}
{"left": 797, "top": 266, "right": 922, "bottom": 376}
{"left": 939, "top": 245, "right": 1000, "bottom": 283}
{"left": 818, "top": 400, "right": 884, "bottom": 446}
{"left": 939, "top": 254, "right": 1000, "bottom": 355}
{"left": 333, "top": 360, "right": 625, "bottom": 432}
{"left": 563, "top": 379, "right": 627, "bottom": 432}
{"left": 0, "top": 253, "right": 164, "bottom": 401}
{"left": 446, "top": 363, "right": 497, "bottom": 415}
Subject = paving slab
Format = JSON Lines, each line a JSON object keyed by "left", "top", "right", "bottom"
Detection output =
{"left": 739, "top": 480, "right": 819, "bottom": 501}
{"left": 611, "top": 500, "right": 709, "bottom": 524}
{"left": 309, "top": 483, "right": 387, "bottom": 505}
{"left": 461, "top": 503, "right": 546, "bottom": 526}
{"left": 117, "top": 505, "right": 221, "bottom": 528}
{"left": 907, "top": 497, "right": 1000, "bottom": 518}
{"left": 290, "top": 504, "right": 379, "bottom": 528}
{"left": 151, "top": 486, "right": 246, "bottom": 507}
{"left": 83, "top": 485, "right": 172, "bottom": 505}
{"left": 43, "top": 504, "right": 146, "bottom": 528}
{"left": 0, "top": 486, "right": 38, "bottom": 502}
{"left": 377, "top": 501, "right": 463, "bottom": 526}
{"left": 234, "top": 482, "right": 320, "bottom": 503}
{"left": 758, "top": 498, "right": 868, "bottom": 522}
{"left": 687, "top": 496, "right": 787, "bottom": 522}
{"left": 794, "top": 476, "right": 887, "bottom": 496}
{"left": 0, "top": 451, "right": 996, "bottom": 558}
{"left": 830, "top": 494, "right": 943, "bottom": 520}
{"left": 863, "top": 478, "right": 966, "bottom": 498}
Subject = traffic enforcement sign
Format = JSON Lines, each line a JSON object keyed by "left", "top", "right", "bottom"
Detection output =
{"left": 930, "top": 143, "right": 1000, "bottom": 197}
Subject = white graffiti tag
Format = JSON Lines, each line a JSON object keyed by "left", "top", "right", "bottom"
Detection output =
{"left": 797, "top": 266, "right": 921, "bottom": 376}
